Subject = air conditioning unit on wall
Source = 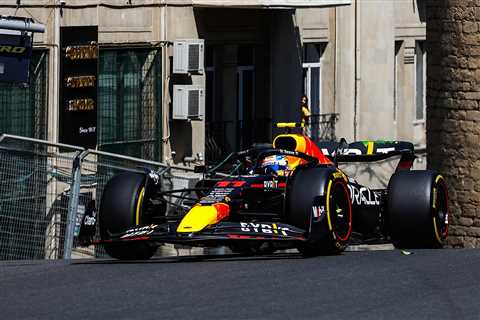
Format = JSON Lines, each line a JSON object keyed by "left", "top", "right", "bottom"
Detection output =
{"left": 173, "top": 85, "right": 205, "bottom": 120}
{"left": 173, "top": 39, "right": 204, "bottom": 74}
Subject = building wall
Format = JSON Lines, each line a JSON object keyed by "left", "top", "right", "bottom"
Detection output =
{"left": 0, "top": 0, "right": 427, "bottom": 165}
{"left": 297, "top": 7, "right": 335, "bottom": 116}
{"left": 335, "top": 3, "right": 355, "bottom": 141}
{"left": 427, "top": 1, "right": 480, "bottom": 248}
{"left": 333, "top": 0, "right": 426, "bottom": 144}
{"left": 394, "top": 0, "right": 426, "bottom": 147}
{"left": 270, "top": 8, "right": 333, "bottom": 126}
{"left": 166, "top": 6, "right": 203, "bottom": 163}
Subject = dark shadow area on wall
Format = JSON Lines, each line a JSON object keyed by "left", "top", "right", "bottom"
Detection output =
{"left": 269, "top": 10, "right": 303, "bottom": 130}
{"left": 170, "top": 121, "right": 193, "bottom": 163}
{"left": 193, "top": 8, "right": 274, "bottom": 163}
{"left": 416, "top": 0, "right": 426, "bottom": 23}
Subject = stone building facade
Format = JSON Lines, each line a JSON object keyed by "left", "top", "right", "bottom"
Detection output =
{"left": 0, "top": 0, "right": 428, "bottom": 169}
{"left": 427, "top": 0, "right": 480, "bottom": 248}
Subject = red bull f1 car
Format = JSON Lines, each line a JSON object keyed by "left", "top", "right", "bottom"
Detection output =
{"left": 83, "top": 123, "right": 449, "bottom": 259}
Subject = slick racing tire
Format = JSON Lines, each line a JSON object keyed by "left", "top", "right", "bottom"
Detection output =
{"left": 387, "top": 170, "right": 449, "bottom": 249}
{"left": 99, "top": 172, "right": 157, "bottom": 260}
{"left": 286, "top": 167, "right": 352, "bottom": 256}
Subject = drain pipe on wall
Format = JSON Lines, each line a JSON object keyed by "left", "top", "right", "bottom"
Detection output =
{"left": 353, "top": 0, "right": 360, "bottom": 141}
{"left": 51, "top": 1, "right": 61, "bottom": 144}
{"left": 333, "top": 7, "right": 337, "bottom": 132}
{"left": 161, "top": 0, "right": 172, "bottom": 164}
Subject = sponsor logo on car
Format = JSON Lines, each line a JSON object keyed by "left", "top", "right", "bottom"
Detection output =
{"left": 121, "top": 224, "right": 158, "bottom": 238}
{"left": 322, "top": 147, "right": 396, "bottom": 156}
{"left": 312, "top": 206, "right": 325, "bottom": 222}
{"left": 347, "top": 185, "right": 381, "bottom": 206}
{"left": 215, "top": 181, "right": 246, "bottom": 188}
{"left": 333, "top": 171, "right": 348, "bottom": 182}
{"left": 83, "top": 215, "right": 96, "bottom": 226}
{"left": 264, "top": 180, "right": 278, "bottom": 189}
{"left": 240, "top": 222, "right": 291, "bottom": 236}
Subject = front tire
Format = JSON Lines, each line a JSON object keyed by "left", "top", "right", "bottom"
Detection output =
{"left": 387, "top": 170, "right": 449, "bottom": 248}
{"left": 99, "top": 172, "right": 156, "bottom": 260}
{"left": 286, "top": 167, "right": 352, "bottom": 256}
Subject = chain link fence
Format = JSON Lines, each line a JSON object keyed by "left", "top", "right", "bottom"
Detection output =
{"left": 0, "top": 134, "right": 197, "bottom": 260}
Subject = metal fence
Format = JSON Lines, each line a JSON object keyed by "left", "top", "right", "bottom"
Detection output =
{"left": 0, "top": 134, "right": 197, "bottom": 260}
{"left": 306, "top": 113, "right": 339, "bottom": 143}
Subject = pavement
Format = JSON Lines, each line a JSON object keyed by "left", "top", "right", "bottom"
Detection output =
{"left": 1, "top": 248, "right": 480, "bottom": 320}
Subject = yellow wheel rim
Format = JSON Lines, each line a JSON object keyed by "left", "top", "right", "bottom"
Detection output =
{"left": 135, "top": 187, "right": 145, "bottom": 225}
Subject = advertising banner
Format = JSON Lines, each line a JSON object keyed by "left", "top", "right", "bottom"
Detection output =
{"left": 59, "top": 26, "right": 98, "bottom": 149}
{"left": 0, "top": 33, "right": 32, "bottom": 83}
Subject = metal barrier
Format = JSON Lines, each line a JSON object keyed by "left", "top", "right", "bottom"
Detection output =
{"left": 0, "top": 134, "right": 197, "bottom": 260}
{"left": 306, "top": 113, "right": 339, "bottom": 143}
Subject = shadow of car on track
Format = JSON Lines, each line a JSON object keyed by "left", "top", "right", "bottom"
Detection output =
{"left": 70, "top": 251, "right": 314, "bottom": 265}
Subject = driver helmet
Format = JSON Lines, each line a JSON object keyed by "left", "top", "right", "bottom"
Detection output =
{"left": 260, "top": 155, "right": 289, "bottom": 175}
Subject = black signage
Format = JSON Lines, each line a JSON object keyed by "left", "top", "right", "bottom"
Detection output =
{"left": 59, "top": 26, "right": 98, "bottom": 148}
{"left": 0, "top": 33, "right": 32, "bottom": 83}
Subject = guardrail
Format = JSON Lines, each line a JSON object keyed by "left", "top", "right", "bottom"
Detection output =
{"left": 0, "top": 134, "right": 198, "bottom": 260}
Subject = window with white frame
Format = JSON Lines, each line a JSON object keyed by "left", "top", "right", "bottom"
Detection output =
{"left": 302, "top": 43, "right": 326, "bottom": 116}
{"left": 415, "top": 40, "right": 426, "bottom": 122}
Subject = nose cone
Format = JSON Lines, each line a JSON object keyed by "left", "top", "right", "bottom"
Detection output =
{"left": 177, "top": 203, "right": 230, "bottom": 233}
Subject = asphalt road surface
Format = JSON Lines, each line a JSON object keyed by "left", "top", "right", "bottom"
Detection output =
{"left": 1, "top": 248, "right": 480, "bottom": 320}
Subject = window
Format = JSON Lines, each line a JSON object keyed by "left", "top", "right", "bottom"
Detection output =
{"left": 302, "top": 43, "right": 326, "bottom": 141}
{"left": 415, "top": 41, "right": 426, "bottom": 122}
{"left": 98, "top": 49, "right": 162, "bottom": 160}
{"left": 302, "top": 43, "right": 325, "bottom": 116}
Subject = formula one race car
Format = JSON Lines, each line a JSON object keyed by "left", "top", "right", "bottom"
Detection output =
{"left": 86, "top": 123, "right": 449, "bottom": 259}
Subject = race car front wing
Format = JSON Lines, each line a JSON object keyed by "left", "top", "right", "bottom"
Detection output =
{"left": 92, "top": 221, "right": 307, "bottom": 246}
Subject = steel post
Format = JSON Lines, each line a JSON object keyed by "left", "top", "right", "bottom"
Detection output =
{"left": 63, "top": 150, "right": 90, "bottom": 259}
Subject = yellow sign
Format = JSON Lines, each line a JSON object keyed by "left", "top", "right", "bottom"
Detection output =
{"left": 67, "top": 99, "right": 95, "bottom": 111}
{"left": 65, "top": 42, "right": 98, "bottom": 60}
{"left": 65, "top": 75, "right": 96, "bottom": 88}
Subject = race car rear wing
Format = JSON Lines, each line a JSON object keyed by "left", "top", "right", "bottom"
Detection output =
{"left": 317, "top": 140, "right": 416, "bottom": 171}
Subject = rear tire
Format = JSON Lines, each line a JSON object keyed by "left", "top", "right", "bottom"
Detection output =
{"left": 286, "top": 167, "right": 352, "bottom": 256}
{"left": 99, "top": 172, "right": 156, "bottom": 260}
{"left": 387, "top": 170, "right": 449, "bottom": 248}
